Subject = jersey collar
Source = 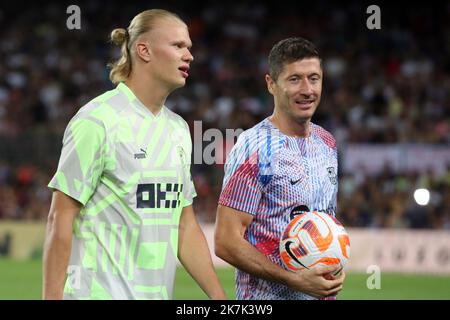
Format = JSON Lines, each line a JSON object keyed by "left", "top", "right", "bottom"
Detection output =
{"left": 117, "top": 82, "right": 166, "bottom": 119}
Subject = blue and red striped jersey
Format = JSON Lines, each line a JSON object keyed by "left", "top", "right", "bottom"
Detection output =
{"left": 218, "top": 117, "right": 338, "bottom": 300}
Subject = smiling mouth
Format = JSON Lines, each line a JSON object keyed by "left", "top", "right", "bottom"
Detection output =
{"left": 295, "top": 100, "right": 315, "bottom": 108}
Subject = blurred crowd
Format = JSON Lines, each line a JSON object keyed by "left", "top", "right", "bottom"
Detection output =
{"left": 0, "top": 1, "right": 449, "bottom": 228}
{"left": 338, "top": 166, "right": 450, "bottom": 229}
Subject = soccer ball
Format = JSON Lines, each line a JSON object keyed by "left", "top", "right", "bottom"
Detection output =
{"left": 279, "top": 211, "right": 350, "bottom": 274}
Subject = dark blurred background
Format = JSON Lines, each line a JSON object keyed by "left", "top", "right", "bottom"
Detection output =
{"left": 0, "top": 0, "right": 449, "bottom": 228}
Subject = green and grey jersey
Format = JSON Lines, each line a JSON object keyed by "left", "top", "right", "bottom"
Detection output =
{"left": 48, "top": 82, "right": 196, "bottom": 300}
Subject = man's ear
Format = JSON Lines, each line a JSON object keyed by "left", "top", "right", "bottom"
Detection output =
{"left": 265, "top": 74, "right": 275, "bottom": 95}
{"left": 134, "top": 41, "right": 151, "bottom": 63}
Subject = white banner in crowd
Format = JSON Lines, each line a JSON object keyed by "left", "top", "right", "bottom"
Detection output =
{"left": 346, "top": 228, "right": 450, "bottom": 274}
{"left": 342, "top": 144, "right": 450, "bottom": 176}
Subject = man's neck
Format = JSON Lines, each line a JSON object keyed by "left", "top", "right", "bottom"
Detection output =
{"left": 269, "top": 112, "right": 311, "bottom": 138}
{"left": 124, "top": 73, "right": 169, "bottom": 115}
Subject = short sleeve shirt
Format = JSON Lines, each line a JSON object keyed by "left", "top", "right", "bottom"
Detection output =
{"left": 49, "top": 82, "right": 196, "bottom": 299}
{"left": 219, "top": 118, "right": 338, "bottom": 300}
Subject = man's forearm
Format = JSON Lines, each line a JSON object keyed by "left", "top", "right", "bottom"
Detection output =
{"left": 216, "top": 236, "right": 293, "bottom": 287}
{"left": 178, "top": 222, "right": 226, "bottom": 299}
{"left": 42, "top": 219, "right": 73, "bottom": 299}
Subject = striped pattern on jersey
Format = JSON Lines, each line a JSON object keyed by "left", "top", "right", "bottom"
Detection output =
{"left": 218, "top": 118, "right": 338, "bottom": 300}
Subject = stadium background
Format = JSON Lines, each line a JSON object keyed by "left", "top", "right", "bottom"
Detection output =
{"left": 0, "top": 0, "right": 449, "bottom": 299}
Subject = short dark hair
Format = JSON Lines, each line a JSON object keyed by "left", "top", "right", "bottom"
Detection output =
{"left": 268, "top": 37, "right": 321, "bottom": 80}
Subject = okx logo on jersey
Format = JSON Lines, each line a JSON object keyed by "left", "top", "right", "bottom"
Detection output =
{"left": 136, "top": 183, "right": 183, "bottom": 209}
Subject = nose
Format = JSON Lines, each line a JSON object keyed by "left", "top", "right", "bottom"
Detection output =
{"left": 183, "top": 49, "right": 194, "bottom": 63}
{"left": 299, "top": 79, "right": 313, "bottom": 96}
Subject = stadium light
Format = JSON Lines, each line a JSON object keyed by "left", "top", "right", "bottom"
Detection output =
{"left": 414, "top": 188, "right": 430, "bottom": 206}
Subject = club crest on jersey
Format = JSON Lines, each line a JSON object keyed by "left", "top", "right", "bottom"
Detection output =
{"left": 327, "top": 167, "right": 337, "bottom": 185}
{"left": 177, "top": 146, "right": 187, "bottom": 165}
{"left": 176, "top": 145, "right": 193, "bottom": 181}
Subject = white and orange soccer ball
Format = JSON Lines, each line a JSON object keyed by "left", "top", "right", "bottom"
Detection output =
{"left": 279, "top": 211, "right": 350, "bottom": 275}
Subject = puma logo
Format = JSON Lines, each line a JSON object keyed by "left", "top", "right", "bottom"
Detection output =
{"left": 134, "top": 148, "right": 147, "bottom": 159}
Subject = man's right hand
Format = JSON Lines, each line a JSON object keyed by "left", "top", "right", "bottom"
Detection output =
{"left": 286, "top": 264, "right": 345, "bottom": 298}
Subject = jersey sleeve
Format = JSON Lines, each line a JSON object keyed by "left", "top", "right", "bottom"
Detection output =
{"left": 48, "top": 113, "right": 106, "bottom": 206}
{"left": 218, "top": 132, "right": 262, "bottom": 215}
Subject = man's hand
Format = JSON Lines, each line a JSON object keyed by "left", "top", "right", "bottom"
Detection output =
{"left": 286, "top": 264, "right": 345, "bottom": 298}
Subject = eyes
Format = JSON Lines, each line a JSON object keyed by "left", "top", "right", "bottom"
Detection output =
{"left": 288, "top": 75, "right": 321, "bottom": 84}
{"left": 172, "top": 42, "right": 192, "bottom": 50}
